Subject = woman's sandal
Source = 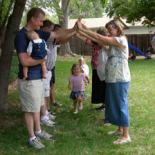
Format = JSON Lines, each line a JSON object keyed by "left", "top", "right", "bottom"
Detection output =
{"left": 113, "top": 136, "right": 131, "bottom": 144}
{"left": 107, "top": 130, "right": 123, "bottom": 136}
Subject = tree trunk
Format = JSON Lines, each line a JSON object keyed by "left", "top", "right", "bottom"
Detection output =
{"left": 59, "top": 43, "right": 72, "bottom": 55}
{"left": 59, "top": 0, "right": 73, "bottom": 55}
{"left": 0, "top": 25, "right": 6, "bottom": 49}
{"left": 0, "top": 0, "right": 27, "bottom": 112}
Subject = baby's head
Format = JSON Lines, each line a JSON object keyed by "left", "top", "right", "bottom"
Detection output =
{"left": 71, "top": 63, "right": 82, "bottom": 75}
{"left": 27, "top": 31, "right": 39, "bottom": 40}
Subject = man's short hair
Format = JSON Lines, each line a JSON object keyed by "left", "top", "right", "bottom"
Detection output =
{"left": 42, "top": 19, "right": 55, "bottom": 28}
{"left": 27, "top": 7, "right": 45, "bottom": 22}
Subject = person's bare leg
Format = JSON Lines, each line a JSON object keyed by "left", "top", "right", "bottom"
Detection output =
{"left": 41, "top": 62, "right": 47, "bottom": 79}
{"left": 122, "top": 127, "right": 130, "bottom": 138}
{"left": 24, "top": 112, "right": 35, "bottom": 138}
{"left": 45, "top": 97, "right": 50, "bottom": 111}
{"left": 73, "top": 100, "right": 78, "bottom": 113}
{"left": 23, "top": 67, "right": 28, "bottom": 80}
{"left": 33, "top": 112, "right": 41, "bottom": 132}
{"left": 40, "top": 103, "right": 47, "bottom": 117}
{"left": 50, "top": 84, "right": 55, "bottom": 104}
{"left": 78, "top": 97, "right": 83, "bottom": 111}
{"left": 115, "top": 126, "right": 129, "bottom": 138}
{"left": 117, "top": 126, "right": 123, "bottom": 133}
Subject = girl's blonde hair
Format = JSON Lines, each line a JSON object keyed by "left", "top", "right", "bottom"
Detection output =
{"left": 105, "top": 20, "right": 124, "bottom": 36}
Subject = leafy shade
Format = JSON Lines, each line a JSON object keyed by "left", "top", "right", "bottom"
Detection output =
{"left": 106, "top": 0, "right": 155, "bottom": 26}
{"left": 69, "top": 0, "right": 108, "bottom": 18}
{"left": 0, "top": 0, "right": 14, "bottom": 27}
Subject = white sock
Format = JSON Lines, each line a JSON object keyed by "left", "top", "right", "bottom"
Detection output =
{"left": 29, "top": 136, "right": 36, "bottom": 141}
{"left": 35, "top": 130, "right": 41, "bottom": 135}
{"left": 45, "top": 110, "right": 49, "bottom": 115}
{"left": 41, "top": 115, "right": 49, "bottom": 121}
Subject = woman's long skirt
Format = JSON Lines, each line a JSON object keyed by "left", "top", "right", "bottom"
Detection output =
{"left": 105, "top": 82, "right": 130, "bottom": 127}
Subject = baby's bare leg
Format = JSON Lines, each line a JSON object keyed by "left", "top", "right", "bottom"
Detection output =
{"left": 41, "top": 62, "right": 47, "bottom": 78}
{"left": 23, "top": 67, "right": 28, "bottom": 80}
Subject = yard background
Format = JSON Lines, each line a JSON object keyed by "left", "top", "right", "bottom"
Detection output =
{"left": 0, "top": 55, "right": 155, "bottom": 155}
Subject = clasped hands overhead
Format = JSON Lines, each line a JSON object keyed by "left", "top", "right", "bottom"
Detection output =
{"left": 73, "top": 18, "right": 87, "bottom": 33}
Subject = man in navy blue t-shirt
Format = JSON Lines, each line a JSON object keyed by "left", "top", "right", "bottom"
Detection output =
{"left": 14, "top": 7, "right": 76, "bottom": 149}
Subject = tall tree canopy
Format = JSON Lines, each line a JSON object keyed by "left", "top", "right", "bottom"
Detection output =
{"left": 0, "top": 0, "right": 14, "bottom": 47}
{"left": 69, "top": 0, "right": 105, "bottom": 18}
{"left": 28, "top": 0, "right": 108, "bottom": 22}
{"left": 106, "top": 0, "right": 155, "bottom": 26}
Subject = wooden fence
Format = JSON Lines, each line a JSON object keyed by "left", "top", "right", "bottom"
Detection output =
{"left": 69, "top": 34, "right": 155, "bottom": 55}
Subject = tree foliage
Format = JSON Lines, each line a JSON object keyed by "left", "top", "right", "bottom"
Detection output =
{"left": 106, "top": 0, "right": 155, "bottom": 25}
{"left": 0, "top": 0, "right": 14, "bottom": 27}
{"left": 69, "top": 0, "right": 105, "bottom": 18}
{"left": 27, "top": 0, "right": 108, "bottom": 20}
{"left": 0, "top": 0, "right": 15, "bottom": 47}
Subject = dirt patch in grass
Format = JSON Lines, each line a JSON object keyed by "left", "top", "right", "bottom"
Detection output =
{"left": 8, "top": 79, "right": 17, "bottom": 91}
{"left": 0, "top": 113, "right": 22, "bottom": 132}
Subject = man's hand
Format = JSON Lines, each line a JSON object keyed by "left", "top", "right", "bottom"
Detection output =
{"left": 73, "top": 22, "right": 79, "bottom": 33}
{"left": 77, "top": 20, "right": 83, "bottom": 30}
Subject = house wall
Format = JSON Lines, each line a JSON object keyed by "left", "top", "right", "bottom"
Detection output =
{"left": 124, "top": 26, "right": 155, "bottom": 35}
{"left": 69, "top": 34, "right": 155, "bottom": 55}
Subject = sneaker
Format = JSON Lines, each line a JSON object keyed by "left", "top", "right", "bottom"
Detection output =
{"left": 73, "top": 109, "right": 78, "bottom": 114}
{"left": 48, "top": 113, "right": 56, "bottom": 120}
{"left": 28, "top": 138, "right": 45, "bottom": 149}
{"left": 52, "top": 102, "right": 62, "bottom": 107}
{"left": 41, "top": 119, "right": 55, "bottom": 128}
{"left": 95, "top": 105, "right": 105, "bottom": 111}
{"left": 104, "top": 122, "right": 111, "bottom": 126}
{"left": 49, "top": 111, "right": 56, "bottom": 115}
{"left": 103, "top": 119, "right": 111, "bottom": 126}
{"left": 36, "top": 130, "right": 53, "bottom": 141}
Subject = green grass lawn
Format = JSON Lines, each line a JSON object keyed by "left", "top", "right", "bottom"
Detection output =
{"left": 0, "top": 56, "right": 155, "bottom": 155}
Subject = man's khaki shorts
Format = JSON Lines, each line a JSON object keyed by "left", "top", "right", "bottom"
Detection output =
{"left": 18, "top": 79, "right": 44, "bottom": 112}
